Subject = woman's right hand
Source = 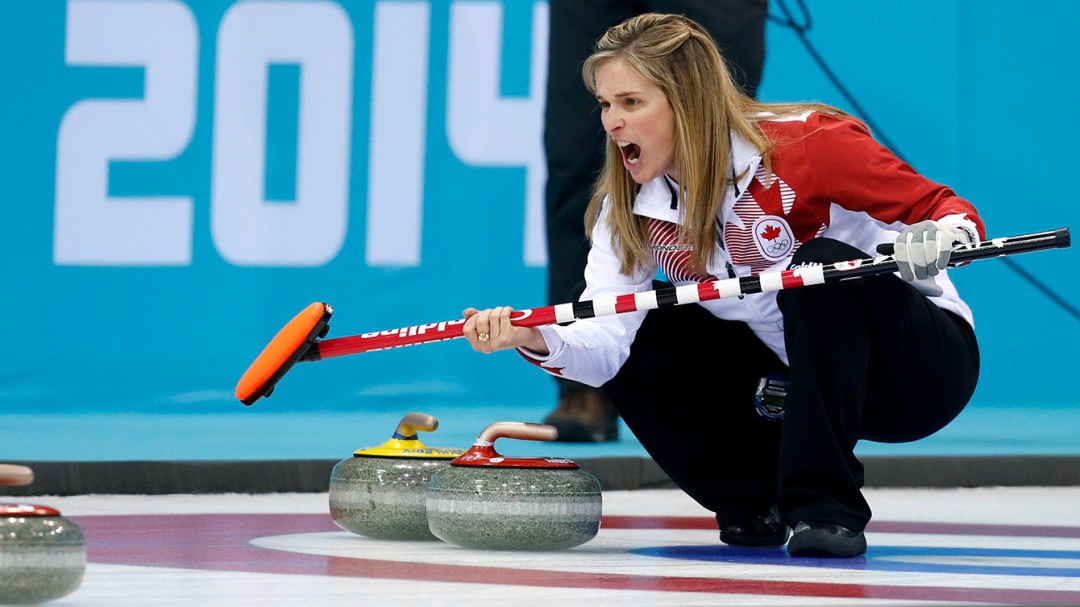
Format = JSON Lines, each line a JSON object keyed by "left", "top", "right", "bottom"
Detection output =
{"left": 462, "top": 306, "right": 549, "bottom": 356}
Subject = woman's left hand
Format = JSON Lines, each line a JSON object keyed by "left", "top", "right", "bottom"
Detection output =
{"left": 893, "top": 220, "right": 965, "bottom": 282}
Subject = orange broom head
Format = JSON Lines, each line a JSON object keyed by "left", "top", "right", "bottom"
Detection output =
{"left": 235, "top": 302, "right": 331, "bottom": 406}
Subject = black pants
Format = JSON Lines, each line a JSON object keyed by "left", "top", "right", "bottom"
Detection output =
{"left": 546, "top": 0, "right": 767, "bottom": 396}
{"left": 602, "top": 239, "right": 980, "bottom": 530}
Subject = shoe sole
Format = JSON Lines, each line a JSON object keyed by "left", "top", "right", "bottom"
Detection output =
{"left": 787, "top": 530, "right": 867, "bottom": 557}
{"left": 720, "top": 527, "right": 790, "bottom": 547}
{"left": 543, "top": 419, "right": 618, "bottom": 442}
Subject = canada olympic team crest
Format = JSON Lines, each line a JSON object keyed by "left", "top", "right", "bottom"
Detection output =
{"left": 752, "top": 216, "right": 795, "bottom": 261}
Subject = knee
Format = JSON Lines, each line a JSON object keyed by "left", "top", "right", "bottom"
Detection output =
{"left": 790, "top": 238, "right": 865, "bottom": 267}
{"left": 780, "top": 239, "right": 867, "bottom": 315}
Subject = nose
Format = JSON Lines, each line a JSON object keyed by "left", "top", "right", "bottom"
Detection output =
{"left": 602, "top": 107, "right": 623, "bottom": 133}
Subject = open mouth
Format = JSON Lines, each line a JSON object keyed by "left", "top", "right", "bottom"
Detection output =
{"left": 617, "top": 140, "right": 641, "bottom": 166}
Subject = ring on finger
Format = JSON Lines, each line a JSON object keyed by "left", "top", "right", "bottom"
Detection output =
{"left": 478, "top": 332, "right": 490, "bottom": 342}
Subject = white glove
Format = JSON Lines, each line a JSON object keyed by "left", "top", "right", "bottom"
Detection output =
{"left": 893, "top": 220, "right": 966, "bottom": 283}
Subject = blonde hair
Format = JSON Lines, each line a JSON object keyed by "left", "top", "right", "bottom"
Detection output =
{"left": 582, "top": 13, "right": 854, "bottom": 275}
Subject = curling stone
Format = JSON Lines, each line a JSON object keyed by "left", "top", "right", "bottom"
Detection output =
{"left": 329, "top": 412, "right": 465, "bottom": 540}
{"left": 0, "top": 504, "right": 85, "bottom": 605}
{"left": 426, "top": 421, "right": 602, "bottom": 551}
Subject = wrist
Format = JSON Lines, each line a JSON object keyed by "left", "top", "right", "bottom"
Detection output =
{"left": 520, "top": 330, "right": 550, "bottom": 356}
{"left": 937, "top": 214, "right": 978, "bottom": 245}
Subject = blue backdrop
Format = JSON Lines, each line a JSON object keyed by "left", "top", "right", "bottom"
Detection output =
{"left": 1, "top": 1, "right": 1076, "bottom": 436}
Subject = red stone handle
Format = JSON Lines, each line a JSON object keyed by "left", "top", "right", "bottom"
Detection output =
{"left": 476, "top": 421, "right": 558, "bottom": 444}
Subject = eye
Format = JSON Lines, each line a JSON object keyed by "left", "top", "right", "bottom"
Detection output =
{"left": 624, "top": 97, "right": 640, "bottom": 107}
{"left": 598, "top": 100, "right": 610, "bottom": 110}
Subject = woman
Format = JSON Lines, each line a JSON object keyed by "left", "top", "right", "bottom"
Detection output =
{"left": 463, "top": 13, "right": 982, "bottom": 558}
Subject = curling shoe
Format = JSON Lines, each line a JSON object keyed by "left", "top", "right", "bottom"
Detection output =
{"left": 542, "top": 387, "right": 619, "bottom": 442}
{"left": 718, "top": 507, "right": 790, "bottom": 547}
{"left": 787, "top": 521, "right": 867, "bottom": 557}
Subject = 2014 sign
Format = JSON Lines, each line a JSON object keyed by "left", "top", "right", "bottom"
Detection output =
{"left": 55, "top": 0, "right": 548, "bottom": 267}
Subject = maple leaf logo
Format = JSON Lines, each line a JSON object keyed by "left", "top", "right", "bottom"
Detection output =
{"left": 760, "top": 225, "right": 782, "bottom": 241}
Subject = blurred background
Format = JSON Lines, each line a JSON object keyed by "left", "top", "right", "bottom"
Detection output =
{"left": 1, "top": 0, "right": 1077, "bottom": 463}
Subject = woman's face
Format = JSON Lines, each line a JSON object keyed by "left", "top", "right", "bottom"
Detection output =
{"left": 595, "top": 58, "right": 678, "bottom": 184}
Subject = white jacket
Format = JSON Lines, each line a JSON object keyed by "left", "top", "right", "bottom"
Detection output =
{"left": 521, "top": 112, "right": 983, "bottom": 386}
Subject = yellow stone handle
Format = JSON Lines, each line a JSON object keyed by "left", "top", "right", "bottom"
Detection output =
{"left": 395, "top": 412, "right": 439, "bottom": 437}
